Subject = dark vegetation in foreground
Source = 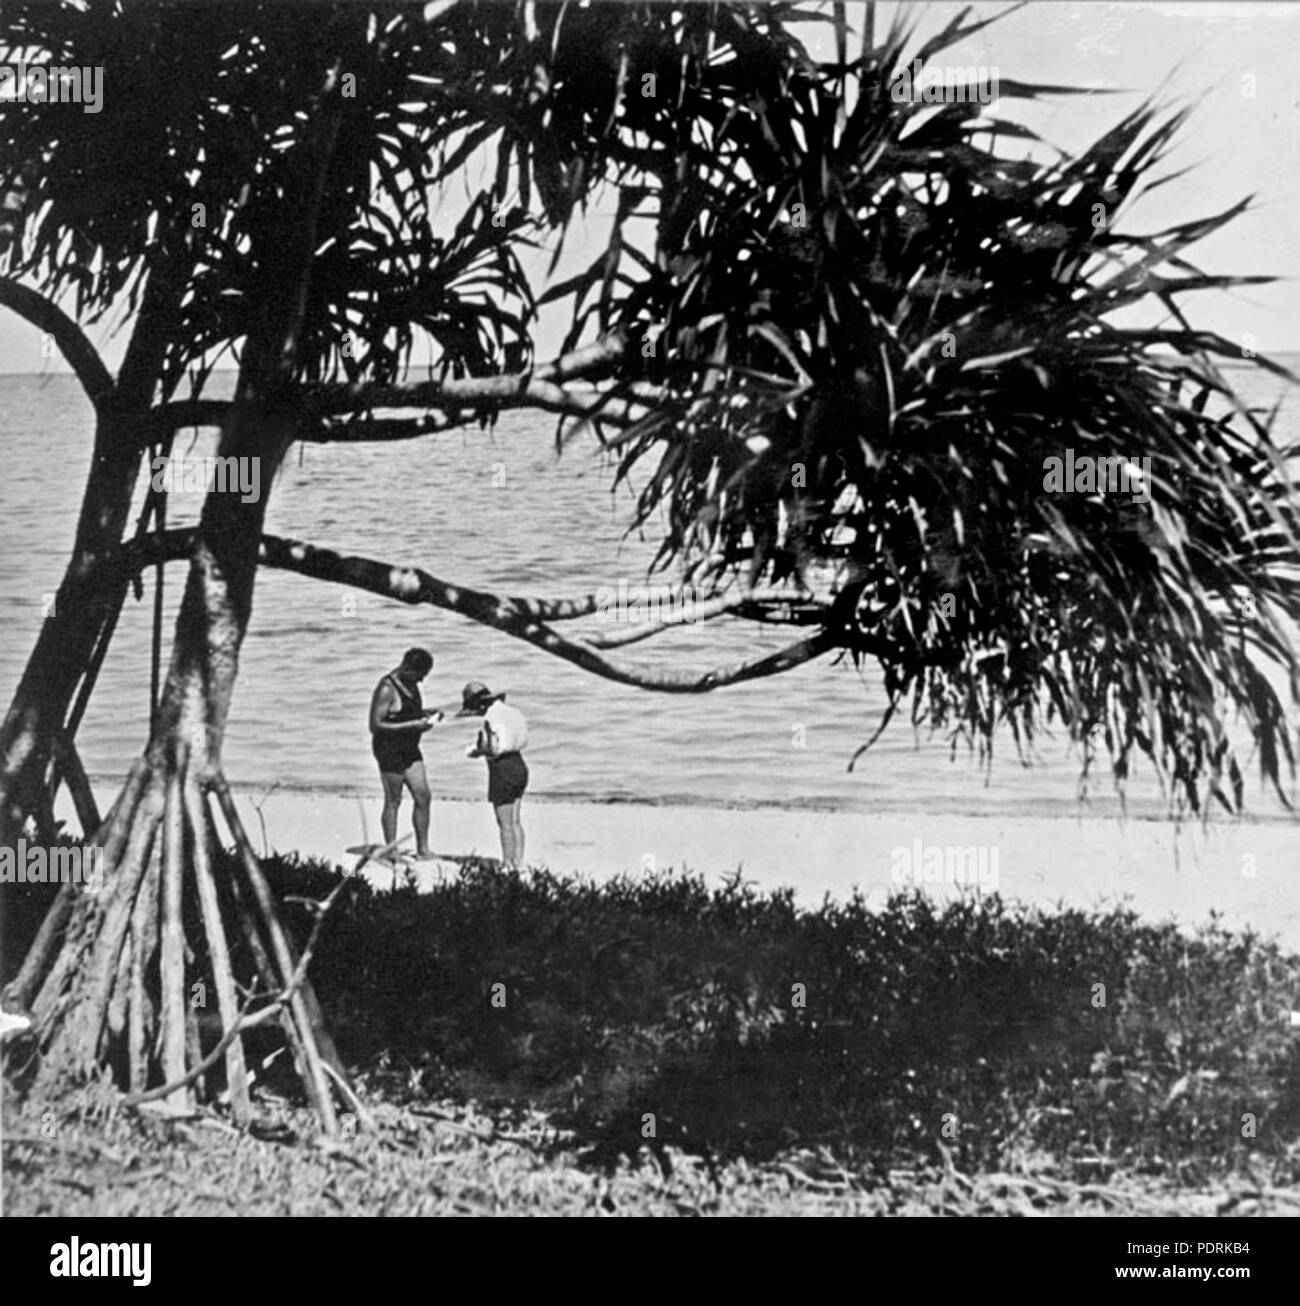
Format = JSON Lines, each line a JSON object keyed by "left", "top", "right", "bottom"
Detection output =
{"left": 5, "top": 851, "right": 1300, "bottom": 1212}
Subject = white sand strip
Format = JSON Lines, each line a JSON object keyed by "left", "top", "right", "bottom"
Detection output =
{"left": 216, "top": 787, "right": 1300, "bottom": 953}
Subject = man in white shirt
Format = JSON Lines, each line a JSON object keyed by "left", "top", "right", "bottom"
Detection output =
{"left": 457, "top": 681, "right": 529, "bottom": 868}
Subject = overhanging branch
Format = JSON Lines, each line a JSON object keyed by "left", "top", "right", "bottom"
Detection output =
{"left": 144, "top": 392, "right": 642, "bottom": 448}
{"left": 586, "top": 586, "right": 825, "bottom": 648}
{"left": 120, "top": 530, "right": 837, "bottom": 692}
{"left": 0, "top": 278, "right": 115, "bottom": 411}
{"left": 309, "top": 377, "right": 644, "bottom": 427}
{"left": 255, "top": 535, "right": 834, "bottom": 691}
{"left": 306, "top": 332, "right": 634, "bottom": 418}
{"left": 140, "top": 333, "right": 650, "bottom": 448}
{"left": 311, "top": 414, "right": 452, "bottom": 443}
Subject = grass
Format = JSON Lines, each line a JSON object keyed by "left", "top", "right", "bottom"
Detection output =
{"left": 4, "top": 851, "right": 1300, "bottom": 1214}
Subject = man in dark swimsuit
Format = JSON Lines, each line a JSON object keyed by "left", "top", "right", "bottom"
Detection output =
{"left": 369, "top": 648, "right": 441, "bottom": 860}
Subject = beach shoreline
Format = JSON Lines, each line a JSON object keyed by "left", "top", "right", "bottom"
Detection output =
{"left": 81, "top": 771, "right": 1300, "bottom": 824}
{"left": 62, "top": 775, "right": 1300, "bottom": 954}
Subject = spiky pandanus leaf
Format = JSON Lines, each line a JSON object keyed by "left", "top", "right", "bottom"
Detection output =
{"left": 599, "top": 7, "right": 1300, "bottom": 813}
{"left": 0, "top": 1, "right": 546, "bottom": 398}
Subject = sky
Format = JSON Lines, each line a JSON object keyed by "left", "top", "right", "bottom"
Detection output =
{"left": 2, "top": 0, "right": 1298, "bottom": 377}
{"left": 874, "top": 0, "right": 1300, "bottom": 353}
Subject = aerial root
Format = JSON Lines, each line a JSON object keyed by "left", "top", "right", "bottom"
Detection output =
{"left": 16, "top": 751, "right": 355, "bottom": 1134}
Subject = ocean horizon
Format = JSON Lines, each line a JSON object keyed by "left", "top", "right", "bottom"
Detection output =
{"left": 4, "top": 359, "right": 1299, "bottom": 821}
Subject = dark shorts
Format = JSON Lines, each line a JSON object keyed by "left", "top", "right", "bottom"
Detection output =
{"left": 487, "top": 752, "right": 528, "bottom": 806}
{"left": 372, "top": 735, "right": 422, "bottom": 776}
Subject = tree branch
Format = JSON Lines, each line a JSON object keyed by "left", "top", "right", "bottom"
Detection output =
{"left": 586, "top": 586, "right": 825, "bottom": 648}
{"left": 302, "top": 331, "right": 639, "bottom": 422}
{"left": 164, "top": 394, "right": 641, "bottom": 445}
{"left": 255, "top": 535, "right": 835, "bottom": 690}
{"left": 140, "top": 399, "right": 230, "bottom": 443}
{"left": 141, "top": 401, "right": 457, "bottom": 445}
{"left": 310, "top": 377, "right": 643, "bottom": 427}
{"left": 121, "top": 998, "right": 282, "bottom": 1108}
{"left": 0, "top": 278, "right": 115, "bottom": 411}
{"left": 532, "top": 332, "right": 627, "bottom": 383}
{"left": 140, "top": 334, "right": 649, "bottom": 447}
{"left": 119, "top": 529, "right": 837, "bottom": 692}
{"left": 311, "top": 414, "right": 452, "bottom": 443}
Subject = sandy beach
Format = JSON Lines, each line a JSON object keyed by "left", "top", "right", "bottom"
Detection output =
{"left": 190, "top": 784, "right": 1300, "bottom": 954}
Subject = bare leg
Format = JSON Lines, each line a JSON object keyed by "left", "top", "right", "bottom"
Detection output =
{"left": 405, "top": 760, "right": 432, "bottom": 856}
{"left": 493, "top": 801, "right": 518, "bottom": 868}
{"left": 380, "top": 770, "right": 404, "bottom": 846}
{"left": 512, "top": 802, "right": 525, "bottom": 866}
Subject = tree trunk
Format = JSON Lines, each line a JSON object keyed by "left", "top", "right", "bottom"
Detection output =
{"left": 0, "top": 269, "right": 180, "bottom": 847}
{"left": 0, "top": 428, "right": 141, "bottom": 845}
{"left": 22, "top": 386, "right": 350, "bottom": 1128}
{"left": 15, "top": 75, "right": 354, "bottom": 1132}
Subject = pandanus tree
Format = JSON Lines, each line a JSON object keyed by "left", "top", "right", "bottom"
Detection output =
{"left": 1, "top": 0, "right": 544, "bottom": 1124}
{"left": 0, "top": 2, "right": 250, "bottom": 848}
{"left": 2, "top": 1, "right": 1297, "bottom": 1132}
{"left": 1, "top": 0, "right": 809, "bottom": 1127}
{"left": 589, "top": 5, "right": 1300, "bottom": 813}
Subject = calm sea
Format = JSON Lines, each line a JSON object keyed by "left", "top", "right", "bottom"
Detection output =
{"left": 1, "top": 362, "right": 1297, "bottom": 819}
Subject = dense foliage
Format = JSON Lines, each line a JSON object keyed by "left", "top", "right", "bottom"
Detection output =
{"left": 581, "top": 9, "right": 1300, "bottom": 813}
{"left": 272, "top": 854, "right": 1300, "bottom": 1186}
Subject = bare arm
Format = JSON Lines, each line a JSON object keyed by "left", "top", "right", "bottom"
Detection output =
{"left": 369, "top": 681, "right": 435, "bottom": 734}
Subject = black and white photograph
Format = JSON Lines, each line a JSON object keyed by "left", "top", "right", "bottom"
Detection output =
{"left": 0, "top": 0, "right": 1297, "bottom": 1252}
